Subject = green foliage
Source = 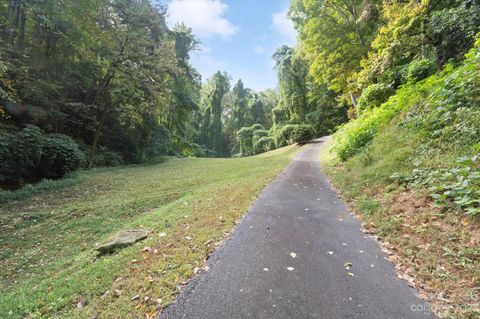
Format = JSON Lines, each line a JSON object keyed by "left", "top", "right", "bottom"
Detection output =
{"left": 334, "top": 74, "right": 439, "bottom": 161}
{"left": 0, "top": 125, "right": 44, "bottom": 183}
{"left": 272, "top": 46, "right": 309, "bottom": 121}
{"left": 0, "top": 0, "right": 203, "bottom": 174}
{"left": 0, "top": 125, "right": 85, "bottom": 184}
{"left": 391, "top": 155, "right": 480, "bottom": 216}
{"left": 236, "top": 126, "right": 254, "bottom": 156}
{"left": 332, "top": 43, "right": 480, "bottom": 217}
{"left": 92, "top": 148, "right": 124, "bottom": 167}
{"left": 40, "top": 134, "right": 86, "bottom": 179}
{"left": 427, "top": 3, "right": 480, "bottom": 67}
{"left": 357, "top": 83, "right": 394, "bottom": 113}
{"left": 292, "top": 124, "right": 315, "bottom": 144}
{"left": 253, "top": 137, "right": 275, "bottom": 154}
{"left": 290, "top": 0, "right": 378, "bottom": 92}
{"left": 272, "top": 124, "right": 299, "bottom": 148}
{"left": 272, "top": 107, "right": 287, "bottom": 125}
{"left": 252, "top": 129, "right": 269, "bottom": 145}
{"left": 251, "top": 124, "right": 265, "bottom": 131}
{"left": 406, "top": 59, "right": 436, "bottom": 83}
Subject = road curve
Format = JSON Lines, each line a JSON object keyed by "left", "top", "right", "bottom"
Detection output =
{"left": 161, "top": 137, "right": 435, "bottom": 319}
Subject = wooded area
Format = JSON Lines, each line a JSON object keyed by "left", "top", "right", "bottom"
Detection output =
{"left": 0, "top": 0, "right": 299, "bottom": 187}
{"left": 1, "top": 0, "right": 479, "bottom": 186}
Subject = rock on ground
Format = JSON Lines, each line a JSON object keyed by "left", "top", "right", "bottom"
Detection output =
{"left": 96, "top": 228, "right": 149, "bottom": 254}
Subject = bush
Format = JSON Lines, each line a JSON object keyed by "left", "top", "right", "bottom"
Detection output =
{"left": 378, "top": 64, "right": 409, "bottom": 88}
{"left": 253, "top": 137, "right": 275, "bottom": 154}
{"left": 334, "top": 75, "right": 439, "bottom": 161}
{"left": 0, "top": 131, "right": 14, "bottom": 182}
{"left": 93, "top": 147, "right": 123, "bottom": 167}
{"left": 427, "top": 4, "right": 480, "bottom": 67}
{"left": 292, "top": 124, "right": 315, "bottom": 144}
{"left": 252, "top": 129, "right": 269, "bottom": 145}
{"left": 40, "top": 134, "right": 86, "bottom": 179}
{"left": 236, "top": 126, "right": 254, "bottom": 156}
{"left": 147, "top": 124, "right": 173, "bottom": 158}
{"left": 0, "top": 125, "right": 86, "bottom": 185}
{"left": 251, "top": 123, "right": 265, "bottom": 131}
{"left": 272, "top": 124, "right": 299, "bottom": 147}
{"left": 357, "top": 83, "right": 394, "bottom": 113}
{"left": 272, "top": 107, "right": 287, "bottom": 125}
{"left": 1, "top": 125, "right": 46, "bottom": 183}
{"left": 406, "top": 59, "right": 436, "bottom": 83}
{"left": 191, "top": 143, "right": 208, "bottom": 157}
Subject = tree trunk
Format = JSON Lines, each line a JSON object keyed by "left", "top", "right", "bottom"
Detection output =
{"left": 89, "top": 103, "right": 108, "bottom": 167}
{"left": 349, "top": 93, "right": 357, "bottom": 108}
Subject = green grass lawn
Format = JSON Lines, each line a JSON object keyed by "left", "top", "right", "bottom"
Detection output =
{"left": 0, "top": 145, "right": 299, "bottom": 318}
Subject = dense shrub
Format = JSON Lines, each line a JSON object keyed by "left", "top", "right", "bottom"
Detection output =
{"left": 92, "top": 147, "right": 123, "bottom": 167}
{"left": 378, "top": 64, "right": 409, "bottom": 88}
{"left": 41, "top": 134, "right": 86, "bottom": 178}
{"left": 335, "top": 76, "right": 440, "bottom": 161}
{"left": 427, "top": 3, "right": 480, "bottom": 67}
{"left": 0, "top": 125, "right": 86, "bottom": 185}
{"left": 191, "top": 143, "right": 208, "bottom": 157}
{"left": 253, "top": 137, "right": 275, "bottom": 154}
{"left": 252, "top": 129, "right": 269, "bottom": 145}
{"left": 357, "top": 83, "right": 394, "bottom": 113}
{"left": 236, "top": 126, "right": 254, "bottom": 156}
{"left": 272, "top": 124, "right": 299, "bottom": 147}
{"left": 334, "top": 43, "right": 480, "bottom": 162}
{"left": 251, "top": 123, "right": 265, "bottom": 131}
{"left": 145, "top": 124, "right": 173, "bottom": 159}
{"left": 292, "top": 124, "right": 315, "bottom": 144}
{"left": 406, "top": 59, "right": 436, "bottom": 83}
{"left": 272, "top": 107, "right": 287, "bottom": 125}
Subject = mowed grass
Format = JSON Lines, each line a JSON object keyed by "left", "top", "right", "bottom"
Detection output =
{"left": 0, "top": 145, "right": 299, "bottom": 318}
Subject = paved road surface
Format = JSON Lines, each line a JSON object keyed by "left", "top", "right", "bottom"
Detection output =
{"left": 161, "top": 137, "right": 434, "bottom": 319}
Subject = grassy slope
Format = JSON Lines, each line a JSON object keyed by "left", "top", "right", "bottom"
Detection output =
{"left": 321, "top": 47, "right": 480, "bottom": 318}
{"left": 0, "top": 145, "right": 299, "bottom": 318}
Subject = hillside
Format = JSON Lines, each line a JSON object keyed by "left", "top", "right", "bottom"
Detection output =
{"left": 0, "top": 145, "right": 298, "bottom": 318}
{"left": 321, "top": 42, "right": 480, "bottom": 318}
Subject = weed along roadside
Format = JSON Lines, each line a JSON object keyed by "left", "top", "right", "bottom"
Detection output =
{"left": 0, "top": 145, "right": 299, "bottom": 318}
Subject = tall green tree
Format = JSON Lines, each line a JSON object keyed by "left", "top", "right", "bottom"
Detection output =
{"left": 272, "top": 45, "right": 309, "bottom": 122}
{"left": 231, "top": 79, "right": 249, "bottom": 130}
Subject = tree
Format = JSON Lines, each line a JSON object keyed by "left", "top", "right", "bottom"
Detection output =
{"left": 249, "top": 93, "right": 266, "bottom": 125}
{"left": 272, "top": 45, "right": 309, "bottom": 122}
{"left": 290, "top": 0, "right": 380, "bottom": 95}
{"left": 231, "top": 79, "right": 249, "bottom": 130}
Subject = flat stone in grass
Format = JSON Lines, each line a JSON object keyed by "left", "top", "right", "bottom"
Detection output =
{"left": 96, "top": 228, "right": 149, "bottom": 255}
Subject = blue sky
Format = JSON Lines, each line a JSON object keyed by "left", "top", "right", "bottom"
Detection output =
{"left": 163, "top": 0, "right": 296, "bottom": 91}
